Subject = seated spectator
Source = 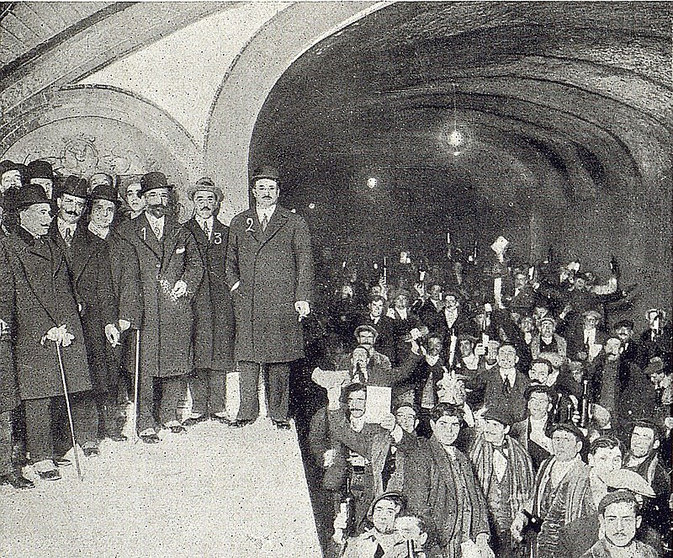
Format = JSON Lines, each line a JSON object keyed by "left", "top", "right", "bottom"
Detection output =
{"left": 640, "top": 308, "right": 672, "bottom": 365}
{"left": 579, "top": 490, "right": 658, "bottom": 558}
{"left": 358, "top": 295, "right": 396, "bottom": 362}
{"left": 567, "top": 310, "right": 608, "bottom": 363}
{"left": 476, "top": 343, "right": 531, "bottom": 423}
{"left": 338, "top": 491, "right": 408, "bottom": 558}
{"left": 558, "top": 440, "right": 661, "bottom": 557}
{"left": 511, "top": 384, "right": 555, "bottom": 472}
{"left": 511, "top": 423, "right": 594, "bottom": 558}
{"left": 469, "top": 406, "right": 535, "bottom": 558}
{"left": 622, "top": 420, "right": 671, "bottom": 540}
{"left": 405, "top": 403, "right": 494, "bottom": 557}
{"left": 612, "top": 319, "right": 645, "bottom": 368}
{"left": 531, "top": 316, "right": 567, "bottom": 359}
{"left": 394, "top": 514, "right": 443, "bottom": 558}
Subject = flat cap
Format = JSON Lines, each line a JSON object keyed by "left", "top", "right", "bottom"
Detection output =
{"left": 188, "top": 177, "right": 224, "bottom": 204}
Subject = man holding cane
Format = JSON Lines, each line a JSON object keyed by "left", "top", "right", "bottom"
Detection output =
{"left": 0, "top": 185, "right": 93, "bottom": 481}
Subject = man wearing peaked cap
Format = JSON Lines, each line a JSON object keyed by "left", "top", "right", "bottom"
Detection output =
{"left": 0, "top": 182, "right": 93, "bottom": 482}
{"left": 183, "top": 177, "right": 234, "bottom": 425}
{"left": 118, "top": 171, "right": 203, "bottom": 442}
{"left": 511, "top": 420, "right": 593, "bottom": 557}
{"left": 49, "top": 175, "right": 121, "bottom": 453}
{"left": 226, "top": 164, "right": 314, "bottom": 430}
{"left": 470, "top": 403, "right": 535, "bottom": 558}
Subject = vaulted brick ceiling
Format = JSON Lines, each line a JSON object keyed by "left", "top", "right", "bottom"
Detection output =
{"left": 254, "top": 2, "right": 672, "bottom": 211}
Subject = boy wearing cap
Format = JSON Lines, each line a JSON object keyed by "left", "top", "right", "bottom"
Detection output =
{"left": 183, "top": 177, "right": 234, "bottom": 424}
{"left": 511, "top": 423, "right": 593, "bottom": 558}
{"left": 119, "top": 172, "right": 203, "bottom": 441}
{"left": 580, "top": 490, "right": 658, "bottom": 557}
{"left": 226, "top": 165, "right": 314, "bottom": 430}
{"left": 470, "top": 406, "right": 535, "bottom": 557}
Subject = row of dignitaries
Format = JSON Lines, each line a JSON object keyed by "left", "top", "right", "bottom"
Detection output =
{"left": 0, "top": 166, "right": 248, "bottom": 482}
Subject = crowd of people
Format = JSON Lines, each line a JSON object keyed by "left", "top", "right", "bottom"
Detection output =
{"left": 306, "top": 234, "right": 671, "bottom": 556}
{"left": 0, "top": 157, "right": 671, "bottom": 558}
{"left": 0, "top": 159, "right": 314, "bottom": 489}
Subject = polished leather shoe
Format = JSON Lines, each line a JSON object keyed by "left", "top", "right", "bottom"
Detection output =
{"left": 54, "top": 457, "right": 71, "bottom": 467}
{"left": 169, "top": 424, "right": 187, "bottom": 434}
{"left": 38, "top": 469, "right": 61, "bottom": 481}
{"left": 140, "top": 432, "right": 160, "bottom": 444}
{"left": 108, "top": 433, "right": 128, "bottom": 442}
{"left": 273, "top": 420, "right": 291, "bottom": 430}
{"left": 83, "top": 446, "right": 100, "bottom": 457}
{"left": 0, "top": 473, "right": 35, "bottom": 489}
{"left": 230, "top": 419, "right": 255, "bottom": 428}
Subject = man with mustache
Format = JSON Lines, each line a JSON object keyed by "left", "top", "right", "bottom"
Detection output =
{"left": 119, "top": 172, "right": 203, "bottom": 442}
{"left": 50, "top": 176, "right": 119, "bottom": 456}
{"left": 226, "top": 165, "right": 314, "bottom": 430}
{"left": 0, "top": 185, "right": 93, "bottom": 481}
{"left": 183, "top": 177, "right": 234, "bottom": 424}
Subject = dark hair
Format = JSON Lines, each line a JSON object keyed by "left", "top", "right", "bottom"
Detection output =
{"left": 376, "top": 493, "right": 406, "bottom": 512}
{"left": 631, "top": 419, "right": 661, "bottom": 444}
{"left": 589, "top": 436, "right": 622, "bottom": 456}
{"left": 342, "top": 382, "right": 367, "bottom": 405}
{"left": 613, "top": 320, "right": 634, "bottom": 330}
{"left": 430, "top": 402, "right": 464, "bottom": 423}
{"left": 397, "top": 514, "right": 438, "bottom": 547}
{"left": 530, "top": 358, "right": 553, "bottom": 373}
{"left": 524, "top": 384, "right": 554, "bottom": 403}
{"left": 368, "top": 295, "right": 387, "bottom": 306}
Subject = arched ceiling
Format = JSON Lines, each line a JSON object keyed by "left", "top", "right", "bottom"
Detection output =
{"left": 253, "top": 1, "right": 672, "bottom": 213}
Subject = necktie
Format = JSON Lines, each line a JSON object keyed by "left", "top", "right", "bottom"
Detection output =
{"left": 202, "top": 220, "right": 210, "bottom": 241}
{"left": 153, "top": 223, "right": 162, "bottom": 240}
{"left": 261, "top": 214, "right": 268, "bottom": 232}
{"left": 502, "top": 375, "right": 512, "bottom": 394}
{"left": 64, "top": 228, "right": 72, "bottom": 248}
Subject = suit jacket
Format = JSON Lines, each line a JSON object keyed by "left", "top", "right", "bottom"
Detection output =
{"left": 226, "top": 205, "right": 314, "bottom": 363}
{"left": 357, "top": 314, "right": 396, "bottom": 361}
{"left": 185, "top": 217, "right": 234, "bottom": 371}
{"left": 478, "top": 366, "right": 531, "bottom": 422}
{"left": 119, "top": 213, "right": 203, "bottom": 378}
{"left": 50, "top": 222, "right": 116, "bottom": 392}
{"left": 0, "top": 229, "right": 91, "bottom": 400}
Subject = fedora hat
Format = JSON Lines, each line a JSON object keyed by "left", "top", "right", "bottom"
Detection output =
{"left": 90, "top": 184, "right": 120, "bottom": 207}
{"left": 58, "top": 175, "right": 88, "bottom": 199}
{"left": 14, "top": 184, "right": 50, "bottom": 210}
{"left": 188, "top": 177, "right": 223, "bottom": 204}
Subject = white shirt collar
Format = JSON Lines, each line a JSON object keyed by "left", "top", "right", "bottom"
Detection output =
{"left": 196, "top": 215, "right": 213, "bottom": 229}
{"left": 87, "top": 221, "right": 109, "bottom": 240}
{"left": 57, "top": 218, "right": 77, "bottom": 238}
{"left": 396, "top": 308, "right": 408, "bottom": 320}
{"left": 256, "top": 204, "right": 276, "bottom": 223}
{"left": 500, "top": 367, "right": 516, "bottom": 384}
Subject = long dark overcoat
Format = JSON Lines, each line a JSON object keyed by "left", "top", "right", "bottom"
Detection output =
{"left": 0, "top": 229, "right": 91, "bottom": 400}
{"left": 184, "top": 217, "right": 234, "bottom": 371}
{"left": 226, "top": 205, "right": 314, "bottom": 363}
{"left": 50, "top": 223, "right": 116, "bottom": 394}
{"left": 119, "top": 214, "right": 203, "bottom": 378}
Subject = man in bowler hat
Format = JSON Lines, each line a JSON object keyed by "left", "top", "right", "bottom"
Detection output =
{"left": 226, "top": 165, "right": 314, "bottom": 429}
{"left": 119, "top": 172, "right": 203, "bottom": 442}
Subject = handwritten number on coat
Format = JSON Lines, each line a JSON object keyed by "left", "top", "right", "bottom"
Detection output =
{"left": 213, "top": 232, "right": 222, "bottom": 245}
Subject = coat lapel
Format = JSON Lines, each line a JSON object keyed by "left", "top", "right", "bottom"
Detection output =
{"left": 70, "top": 228, "right": 96, "bottom": 285}
{"left": 135, "top": 214, "right": 162, "bottom": 259}
{"left": 258, "top": 206, "right": 288, "bottom": 248}
{"left": 241, "top": 209, "right": 262, "bottom": 244}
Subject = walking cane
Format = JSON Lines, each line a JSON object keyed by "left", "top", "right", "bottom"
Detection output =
{"left": 131, "top": 328, "right": 141, "bottom": 443}
{"left": 54, "top": 342, "right": 83, "bottom": 481}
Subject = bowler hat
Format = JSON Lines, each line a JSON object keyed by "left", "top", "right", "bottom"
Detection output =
{"left": 188, "top": 177, "right": 223, "bottom": 204}
{"left": 90, "top": 184, "right": 120, "bottom": 206}
{"left": 14, "top": 184, "right": 50, "bottom": 210}
{"left": 58, "top": 175, "right": 88, "bottom": 199}
{"left": 250, "top": 165, "right": 280, "bottom": 184}
{"left": 139, "top": 172, "right": 173, "bottom": 196}
{"left": 27, "top": 160, "right": 54, "bottom": 181}
{"left": 0, "top": 160, "right": 20, "bottom": 177}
